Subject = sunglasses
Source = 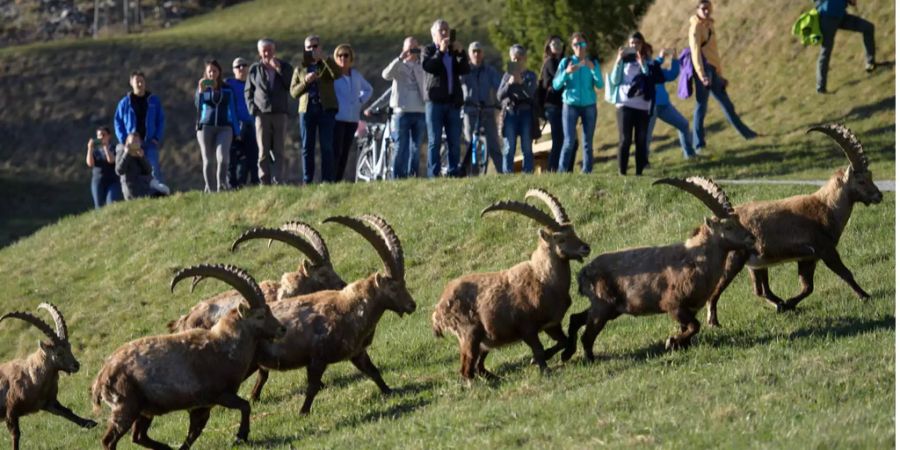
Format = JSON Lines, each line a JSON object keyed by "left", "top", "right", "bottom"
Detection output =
{"left": 337, "top": 53, "right": 351, "bottom": 58}
{"left": 471, "top": 49, "right": 483, "bottom": 54}
{"left": 574, "top": 41, "right": 588, "bottom": 48}
{"left": 233, "top": 64, "right": 248, "bottom": 69}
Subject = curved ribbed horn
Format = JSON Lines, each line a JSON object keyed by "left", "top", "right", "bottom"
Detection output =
{"left": 231, "top": 227, "right": 325, "bottom": 266}
{"left": 324, "top": 216, "right": 402, "bottom": 279}
{"left": 280, "top": 221, "right": 331, "bottom": 264}
{"left": 37, "top": 303, "right": 68, "bottom": 342}
{"left": 481, "top": 200, "right": 563, "bottom": 231}
{"left": 361, "top": 214, "right": 405, "bottom": 281}
{"left": 653, "top": 177, "right": 734, "bottom": 218}
{"left": 0, "top": 311, "right": 61, "bottom": 344}
{"left": 172, "top": 264, "right": 266, "bottom": 309}
{"left": 525, "top": 188, "right": 570, "bottom": 225}
{"left": 807, "top": 123, "right": 869, "bottom": 172}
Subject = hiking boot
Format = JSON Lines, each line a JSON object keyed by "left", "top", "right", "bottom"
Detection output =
{"left": 865, "top": 62, "right": 876, "bottom": 73}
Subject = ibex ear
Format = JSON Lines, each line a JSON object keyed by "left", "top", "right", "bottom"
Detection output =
{"left": 237, "top": 300, "right": 252, "bottom": 318}
{"left": 39, "top": 340, "right": 50, "bottom": 352}
{"left": 374, "top": 273, "right": 386, "bottom": 288}
{"left": 538, "top": 228, "right": 552, "bottom": 243}
{"left": 300, "top": 260, "right": 312, "bottom": 274}
{"left": 842, "top": 165, "right": 852, "bottom": 183}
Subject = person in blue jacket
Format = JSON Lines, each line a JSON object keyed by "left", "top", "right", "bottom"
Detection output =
{"left": 646, "top": 47, "right": 696, "bottom": 161}
{"left": 552, "top": 31, "right": 603, "bottom": 173}
{"left": 814, "top": 0, "right": 876, "bottom": 93}
{"left": 195, "top": 59, "right": 240, "bottom": 192}
{"left": 114, "top": 71, "right": 165, "bottom": 183}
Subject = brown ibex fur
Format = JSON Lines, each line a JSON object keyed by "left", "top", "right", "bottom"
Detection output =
{"left": 167, "top": 221, "right": 346, "bottom": 332}
{"left": 91, "top": 265, "right": 285, "bottom": 450}
{"left": 432, "top": 189, "right": 590, "bottom": 379}
{"left": 705, "top": 124, "right": 883, "bottom": 326}
{"left": 250, "top": 215, "right": 416, "bottom": 414}
{"left": 564, "top": 178, "right": 755, "bottom": 361}
{"left": 0, "top": 304, "right": 96, "bottom": 450}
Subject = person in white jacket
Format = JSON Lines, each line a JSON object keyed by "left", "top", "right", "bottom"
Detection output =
{"left": 381, "top": 37, "right": 428, "bottom": 178}
{"left": 332, "top": 43, "right": 373, "bottom": 181}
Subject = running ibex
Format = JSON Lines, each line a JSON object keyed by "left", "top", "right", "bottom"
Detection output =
{"left": 1, "top": 304, "right": 96, "bottom": 450}
{"left": 705, "top": 124, "right": 883, "bottom": 326}
{"left": 91, "top": 264, "right": 285, "bottom": 449}
{"left": 433, "top": 189, "right": 590, "bottom": 379}
{"left": 564, "top": 178, "right": 755, "bottom": 361}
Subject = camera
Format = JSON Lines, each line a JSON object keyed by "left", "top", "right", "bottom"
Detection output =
{"left": 410, "top": 48, "right": 422, "bottom": 55}
{"left": 622, "top": 47, "right": 637, "bottom": 57}
{"left": 200, "top": 79, "right": 214, "bottom": 89}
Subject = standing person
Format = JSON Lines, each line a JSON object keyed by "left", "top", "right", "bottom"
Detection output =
{"left": 85, "top": 126, "right": 122, "bottom": 208}
{"left": 538, "top": 35, "right": 565, "bottom": 172}
{"left": 689, "top": 0, "right": 757, "bottom": 152}
{"left": 461, "top": 41, "right": 502, "bottom": 174}
{"left": 422, "top": 18, "right": 470, "bottom": 178}
{"left": 245, "top": 38, "right": 294, "bottom": 185}
{"left": 497, "top": 44, "right": 537, "bottom": 174}
{"left": 646, "top": 47, "right": 696, "bottom": 161}
{"left": 291, "top": 35, "right": 341, "bottom": 184}
{"left": 113, "top": 71, "right": 165, "bottom": 182}
{"left": 552, "top": 32, "right": 603, "bottom": 173}
{"left": 225, "top": 57, "right": 259, "bottom": 188}
{"left": 195, "top": 59, "right": 240, "bottom": 192}
{"left": 814, "top": 0, "right": 876, "bottom": 93}
{"left": 609, "top": 33, "right": 653, "bottom": 176}
{"left": 381, "top": 36, "right": 428, "bottom": 179}
{"left": 331, "top": 44, "right": 373, "bottom": 182}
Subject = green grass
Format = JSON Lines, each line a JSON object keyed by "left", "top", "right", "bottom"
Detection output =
{"left": 0, "top": 174, "right": 892, "bottom": 449}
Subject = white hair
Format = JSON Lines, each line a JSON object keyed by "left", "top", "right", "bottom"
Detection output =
{"left": 509, "top": 44, "right": 527, "bottom": 59}
{"left": 257, "top": 38, "right": 275, "bottom": 49}
{"left": 430, "top": 19, "right": 448, "bottom": 38}
{"left": 304, "top": 35, "right": 320, "bottom": 46}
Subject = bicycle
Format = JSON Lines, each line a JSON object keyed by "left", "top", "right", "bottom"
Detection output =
{"left": 439, "top": 104, "right": 493, "bottom": 176}
{"left": 355, "top": 107, "right": 394, "bottom": 182}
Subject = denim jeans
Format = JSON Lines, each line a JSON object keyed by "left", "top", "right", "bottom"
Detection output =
{"left": 299, "top": 103, "right": 337, "bottom": 184}
{"left": 393, "top": 112, "right": 426, "bottom": 178}
{"left": 647, "top": 103, "right": 695, "bottom": 159}
{"left": 90, "top": 175, "right": 122, "bottom": 209}
{"left": 818, "top": 13, "right": 875, "bottom": 91}
{"left": 143, "top": 141, "right": 163, "bottom": 182}
{"left": 543, "top": 104, "right": 564, "bottom": 172}
{"left": 229, "top": 121, "right": 259, "bottom": 188}
{"left": 426, "top": 101, "right": 462, "bottom": 178}
{"left": 693, "top": 67, "right": 756, "bottom": 149}
{"left": 560, "top": 103, "right": 597, "bottom": 173}
{"left": 502, "top": 108, "right": 533, "bottom": 173}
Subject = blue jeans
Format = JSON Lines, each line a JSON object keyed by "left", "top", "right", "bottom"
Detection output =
{"left": 543, "top": 104, "right": 564, "bottom": 172}
{"left": 692, "top": 67, "right": 756, "bottom": 149}
{"left": 143, "top": 142, "right": 163, "bottom": 182}
{"left": 426, "top": 102, "right": 462, "bottom": 178}
{"left": 560, "top": 103, "right": 597, "bottom": 173}
{"left": 647, "top": 103, "right": 695, "bottom": 159}
{"left": 393, "top": 112, "right": 426, "bottom": 179}
{"left": 90, "top": 175, "right": 122, "bottom": 209}
{"left": 299, "top": 103, "right": 337, "bottom": 184}
{"left": 502, "top": 109, "right": 533, "bottom": 173}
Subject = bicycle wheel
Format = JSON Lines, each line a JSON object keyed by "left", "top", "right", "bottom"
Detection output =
{"left": 475, "top": 136, "right": 489, "bottom": 175}
{"left": 355, "top": 139, "right": 377, "bottom": 182}
{"left": 439, "top": 137, "right": 451, "bottom": 176}
{"left": 380, "top": 140, "right": 395, "bottom": 180}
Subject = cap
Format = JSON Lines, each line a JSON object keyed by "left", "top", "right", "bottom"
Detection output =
{"left": 468, "top": 41, "right": 483, "bottom": 52}
{"left": 232, "top": 57, "right": 249, "bottom": 68}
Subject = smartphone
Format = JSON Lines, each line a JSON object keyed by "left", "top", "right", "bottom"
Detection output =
{"left": 449, "top": 29, "right": 457, "bottom": 43}
{"left": 201, "top": 79, "right": 214, "bottom": 88}
{"left": 303, "top": 50, "right": 314, "bottom": 65}
{"left": 507, "top": 61, "right": 521, "bottom": 75}
{"left": 93, "top": 138, "right": 103, "bottom": 147}
{"left": 622, "top": 47, "right": 637, "bottom": 57}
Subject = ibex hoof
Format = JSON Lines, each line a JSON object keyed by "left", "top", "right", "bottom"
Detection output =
{"left": 560, "top": 347, "right": 576, "bottom": 362}
{"left": 707, "top": 318, "right": 721, "bottom": 328}
{"left": 83, "top": 419, "right": 98, "bottom": 429}
{"left": 776, "top": 302, "right": 795, "bottom": 313}
{"left": 234, "top": 434, "right": 249, "bottom": 445}
{"left": 665, "top": 337, "right": 682, "bottom": 351}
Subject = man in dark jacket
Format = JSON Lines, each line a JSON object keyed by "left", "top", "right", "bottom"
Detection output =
{"left": 814, "top": 0, "right": 875, "bottom": 93}
{"left": 422, "top": 19, "right": 470, "bottom": 178}
{"left": 245, "top": 38, "right": 294, "bottom": 185}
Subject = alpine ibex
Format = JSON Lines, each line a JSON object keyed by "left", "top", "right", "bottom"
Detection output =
{"left": 251, "top": 214, "right": 416, "bottom": 414}
{"left": 167, "top": 220, "right": 346, "bottom": 332}
{"left": 0, "top": 304, "right": 96, "bottom": 450}
{"left": 432, "top": 189, "right": 590, "bottom": 379}
{"left": 705, "top": 124, "right": 883, "bottom": 326}
{"left": 91, "top": 264, "right": 286, "bottom": 449}
{"left": 564, "top": 178, "right": 755, "bottom": 361}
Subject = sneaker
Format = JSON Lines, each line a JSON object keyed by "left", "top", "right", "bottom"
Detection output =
{"left": 816, "top": 86, "right": 827, "bottom": 94}
{"left": 865, "top": 62, "right": 876, "bottom": 73}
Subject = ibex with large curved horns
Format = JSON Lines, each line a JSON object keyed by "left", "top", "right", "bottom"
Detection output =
{"left": 167, "top": 220, "right": 346, "bottom": 333}
{"left": 705, "top": 124, "right": 883, "bottom": 326}
{"left": 432, "top": 188, "right": 590, "bottom": 379}
{"left": 91, "top": 264, "right": 285, "bottom": 450}
{"left": 250, "top": 214, "right": 416, "bottom": 414}
{"left": 563, "top": 177, "right": 755, "bottom": 361}
{"left": 0, "top": 303, "right": 96, "bottom": 450}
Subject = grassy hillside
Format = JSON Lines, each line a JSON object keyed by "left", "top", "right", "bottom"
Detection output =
{"left": 0, "top": 0, "right": 894, "bottom": 240}
{"left": 0, "top": 175, "right": 893, "bottom": 448}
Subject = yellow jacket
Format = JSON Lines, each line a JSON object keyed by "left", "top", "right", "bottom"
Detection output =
{"left": 689, "top": 14, "right": 723, "bottom": 80}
